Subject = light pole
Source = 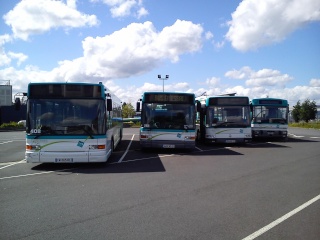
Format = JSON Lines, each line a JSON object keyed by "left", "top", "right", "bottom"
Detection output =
{"left": 158, "top": 74, "right": 169, "bottom": 92}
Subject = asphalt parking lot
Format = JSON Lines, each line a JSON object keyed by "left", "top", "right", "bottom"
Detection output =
{"left": 0, "top": 127, "right": 320, "bottom": 239}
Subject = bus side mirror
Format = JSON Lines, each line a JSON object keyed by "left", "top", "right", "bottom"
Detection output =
{"left": 107, "top": 99, "right": 112, "bottom": 111}
{"left": 196, "top": 101, "right": 201, "bottom": 112}
{"left": 15, "top": 98, "right": 21, "bottom": 111}
{"left": 136, "top": 102, "right": 140, "bottom": 112}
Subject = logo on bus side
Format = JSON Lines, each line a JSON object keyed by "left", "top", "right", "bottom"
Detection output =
{"left": 77, "top": 141, "right": 84, "bottom": 148}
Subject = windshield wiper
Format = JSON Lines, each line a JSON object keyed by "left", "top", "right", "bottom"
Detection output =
{"left": 78, "top": 125, "right": 94, "bottom": 139}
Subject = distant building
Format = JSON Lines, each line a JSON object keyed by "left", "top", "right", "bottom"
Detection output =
{"left": 0, "top": 80, "right": 12, "bottom": 107}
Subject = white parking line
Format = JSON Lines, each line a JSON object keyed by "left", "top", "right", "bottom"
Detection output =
{"left": 0, "top": 168, "right": 77, "bottom": 180}
{"left": 118, "top": 134, "right": 135, "bottom": 163}
{"left": 195, "top": 146, "right": 203, "bottom": 151}
{"left": 0, "top": 141, "right": 13, "bottom": 145}
{"left": 288, "top": 133, "right": 304, "bottom": 138}
{"left": 0, "top": 159, "right": 25, "bottom": 170}
{"left": 242, "top": 194, "right": 320, "bottom": 240}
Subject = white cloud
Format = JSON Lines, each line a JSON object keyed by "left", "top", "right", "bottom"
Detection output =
{"left": 0, "top": 34, "right": 12, "bottom": 46}
{"left": 54, "top": 20, "right": 203, "bottom": 81}
{"left": 225, "top": 66, "right": 252, "bottom": 79}
{"left": 205, "top": 31, "right": 213, "bottom": 40}
{"left": 94, "top": 0, "right": 148, "bottom": 18}
{"left": 0, "top": 35, "right": 27, "bottom": 67}
{"left": 0, "top": 50, "right": 11, "bottom": 66}
{"left": 8, "top": 52, "right": 28, "bottom": 66}
{"left": 213, "top": 41, "right": 225, "bottom": 50}
{"left": 206, "top": 77, "right": 220, "bottom": 86}
{"left": 225, "top": 66, "right": 293, "bottom": 88}
{"left": 310, "top": 78, "right": 320, "bottom": 87}
{"left": 3, "top": 0, "right": 99, "bottom": 41}
{"left": 137, "top": 7, "right": 148, "bottom": 19}
{"left": 105, "top": 81, "right": 191, "bottom": 103}
{"left": 226, "top": 0, "right": 320, "bottom": 51}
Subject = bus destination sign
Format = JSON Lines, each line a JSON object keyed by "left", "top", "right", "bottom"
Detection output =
{"left": 145, "top": 93, "right": 193, "bottom": 103}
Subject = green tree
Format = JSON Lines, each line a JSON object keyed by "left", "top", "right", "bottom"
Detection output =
{"left": 300, "top": 99, "right": 317, "bottom": 122}
{"left": 291, "top": 100, "right": 301, "bottom": 122}
{"left": 291, "top": 99, "right": 317, "bottom": 123}
{"left": 122, "top": 102, "right": 136, "bottom": 118}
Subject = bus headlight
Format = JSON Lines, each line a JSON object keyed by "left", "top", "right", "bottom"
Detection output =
{"left": 26, "top": 145, "right": 41, "bottom": 150}
{"left": 89, "top": 145, "right": 106, "bottom": 149}
{"left": 140, "top": 134, "right": 149, "bottom": 139}
{"left": 206, "top": 135, "right": 215, "bottom": 139}
{"left": 184, "top": 136, "right": 196, "bottom": 140}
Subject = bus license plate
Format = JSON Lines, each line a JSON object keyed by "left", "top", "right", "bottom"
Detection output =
{"left": 55, "top": 158, "right": 73, "bottom": 163}
{"left": 226, "top": 140, "right": 236, "bottom": 143}
{"left": 163, "top": 144, "right": 175, "bottom": 148}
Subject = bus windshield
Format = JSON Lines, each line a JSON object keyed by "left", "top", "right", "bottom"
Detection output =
{"left": 206, "top": 106, "right": 250, "bottom": 127}
{"left": 142, "top": 103, "right": 195, "bottom": 130}
{"left": 27, "top": 99, "right": 106, "bottom": 135}
{"left": 252, "top": 106, "right": 288, "bottom": 123}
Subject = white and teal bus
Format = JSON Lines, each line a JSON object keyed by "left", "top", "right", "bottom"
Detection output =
{"left": 250, "top": 98, "right": 289, "bottom": 139}
{"left": 25, "top": 82, "right": 123, "bottom": 163}
{"left": 196, "top": 95, "right": 251, "bottom": 143}
{"left": 136, "top": 92, "right": 196, "bottom": 149}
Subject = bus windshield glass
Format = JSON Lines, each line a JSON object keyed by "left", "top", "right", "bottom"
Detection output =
{"left": 252, "top": 106, "right": 288, "bottom": 123}
{"left": 207, "top": 106, "right": 250, "bottom": 127}
{"left": 142, "top": 103, "right": 195, "bottom": 130}
{"left": 27, "top": 99, "right": 106, "bottom": 135}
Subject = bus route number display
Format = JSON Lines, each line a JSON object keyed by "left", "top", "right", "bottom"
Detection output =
{"left": 145, "top": 94, "right": 191, "bottom": 103}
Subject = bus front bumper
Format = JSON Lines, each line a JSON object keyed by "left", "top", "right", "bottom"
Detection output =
{"left": 252, "top": 130, "right": 287, "bottom": 138}
{"left": 25, "top": 151, "right": 109, "bottom": 163}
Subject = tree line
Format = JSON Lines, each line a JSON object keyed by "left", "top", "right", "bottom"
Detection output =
{"left": 291, "top": 99, "right": 317, "bottom": 122}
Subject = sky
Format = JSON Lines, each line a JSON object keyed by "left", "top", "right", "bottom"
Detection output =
{"left": 1, "top": 0, "right": 320, "bottom": 107}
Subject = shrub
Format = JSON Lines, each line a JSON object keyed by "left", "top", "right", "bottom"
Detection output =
{"left": 0, "top": 121, "right": 21, "bottom": 129}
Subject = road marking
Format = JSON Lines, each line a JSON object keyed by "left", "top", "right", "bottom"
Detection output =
{"left": 0, "top": 159, "right": 25, "bottom": 170}
{"left": 112, "top": 153, "right": 176, "bottom": 164}
{"left": 242, "top": 194, "right": 320, "bottom": 240}
{"left": 288, "top": 133, "right": 304, "bottom": 138}
{"left": 0, "top": 168, "right": 76, "bottom": 180}
{"left": 118, "top": 134, "right": 135, "bottom": 163}
{"left": 310, "top": 137, "right": 320, "bottom": 139}
{"left": 0, "top": 141, "right": 13, "bottom": 145}
{"left": 195, "top": 146, "right": 203, "bottom": 151}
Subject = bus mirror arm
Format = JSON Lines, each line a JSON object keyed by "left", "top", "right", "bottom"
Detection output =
{"left": 136, "top": 102, "right": 141, "bottom": 112}
{"left": 107, "top": 99, "right": 112, "bottom": 111}
{"left": 196, "top": 101, "right": 201, "bottom": 112}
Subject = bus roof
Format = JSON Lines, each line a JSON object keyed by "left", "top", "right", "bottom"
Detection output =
{"left": 196, "top": 95, "right": 249, "bottom": 105}
{"left": 250, "top": 98, "right": 288, "bottom": 106}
